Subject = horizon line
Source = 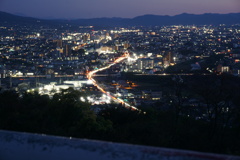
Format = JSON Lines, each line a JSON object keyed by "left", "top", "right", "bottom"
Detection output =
{"left": 1, "top": 10, "right": 240, "bottom": 20}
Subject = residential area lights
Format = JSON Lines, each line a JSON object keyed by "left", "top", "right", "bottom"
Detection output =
{"left": 87, "top": 53, "right": 138, "bottom": 111}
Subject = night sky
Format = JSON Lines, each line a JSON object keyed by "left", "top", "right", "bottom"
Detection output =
{"left": 0, "top": 0, "right": 240, "bottom": 19}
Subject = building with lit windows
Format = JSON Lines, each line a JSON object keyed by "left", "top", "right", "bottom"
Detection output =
{"left": 137, "top": 58, "right": 154, "bottom": 71}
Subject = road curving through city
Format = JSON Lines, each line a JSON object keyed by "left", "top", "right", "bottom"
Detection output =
{"left": 87, "top": 52, "right": 138, "bottom": 111}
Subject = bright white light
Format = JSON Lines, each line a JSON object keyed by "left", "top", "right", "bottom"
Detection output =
{"left": 87, "top": 79, "right": 93, "bottom": 84}
{"left": 95, "top": 101, "right": 100, "bottom": 105}
{"left": 80, "top": 97, "right": 85, "bottom": 102}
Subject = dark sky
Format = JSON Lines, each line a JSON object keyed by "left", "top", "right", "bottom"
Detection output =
{"left": 0, "top": 0, "right": 240, "bottom": 19}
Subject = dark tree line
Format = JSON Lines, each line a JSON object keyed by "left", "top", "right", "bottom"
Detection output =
{"left": 0, "top": 80, "right": 240, "bottom": 155}
{"left": 0, "top": 88, "right": 112, "bottom": 139}
{"left": 160, "top": 74, "right": 240, "bottom": 155}
{"left": 123, "top": 73, "right": 240, "bottom": 155}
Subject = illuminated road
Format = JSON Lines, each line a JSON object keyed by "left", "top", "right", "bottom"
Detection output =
{"left": 87, "top": 53, "right": 138, "bottom": 110}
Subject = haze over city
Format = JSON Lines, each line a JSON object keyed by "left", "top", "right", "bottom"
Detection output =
{"left": 0, "top": 0, "right": 240, "bottom": 19}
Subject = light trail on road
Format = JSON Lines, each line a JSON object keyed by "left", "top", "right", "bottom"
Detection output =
{"left": 87, "top": 52, "right": 138, "bottom": 111}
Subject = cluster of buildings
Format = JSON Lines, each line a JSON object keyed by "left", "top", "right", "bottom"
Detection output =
{"left": 113, "top": 25, "right": 240, "bottom": 74}
{"left": 0, "top": 23, "right": 240, "bottom": 109}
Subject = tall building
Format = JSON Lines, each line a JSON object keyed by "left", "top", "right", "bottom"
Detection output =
{"left": 64, "top": 44, "right": 72, "bottom": 57}
{"left": 164, "top": 51, "right": 174, "bottom": 63}
{"left": 137, "top": 58, "right": 154, "bottom": 71}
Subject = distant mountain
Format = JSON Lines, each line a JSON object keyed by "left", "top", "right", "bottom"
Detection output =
{"left": 0, "top": 11, "right": 59, "bottom": 25}
{"left": 0, "top": 11, "right": 240, "bottom": 27}
{"left": 62, "top": 13, "right": 240, "bottom": 27}
{"left": 130, "top": 13, "right": 240, "bottom": 26}
{"left": 0, "top": 11, "right": 39, "bottom": 23}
